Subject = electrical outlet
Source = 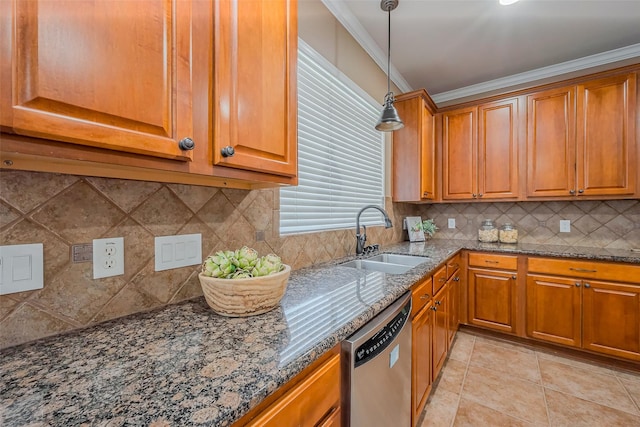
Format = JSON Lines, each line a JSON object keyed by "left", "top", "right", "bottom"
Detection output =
{"left": 559, "top": 220, "right": 571, "bottom": 233}
{"left": 448, "top": 218, "right": 456, "bottom": 229}
{"left": 93, "top": 237, "right": 124, "bottom": 279}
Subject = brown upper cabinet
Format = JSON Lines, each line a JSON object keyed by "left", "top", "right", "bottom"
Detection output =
{"left": 2, "top": 0, "right": 194, "bottom": 161}
{"left": 527, "top": 73, "right": 637, "bottom": 198}
{"left": 442, "top": 98, "right": 519, "bottom": 201}
{"left": 392, "top": 90, "right": 437, "bottom": 201}
{"left": 0, "top": 0, "right": 297, "bottom": 188}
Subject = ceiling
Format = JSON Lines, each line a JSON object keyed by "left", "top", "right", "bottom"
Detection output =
{"left": 324, "top": 0, "right": 640, "bottom": 105}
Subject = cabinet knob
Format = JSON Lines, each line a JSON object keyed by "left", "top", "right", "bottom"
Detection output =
{"left": 435, "top": 300, "right": 442, "bottom": 305}
{"left": 178, "top": 137, "right": 195, "bottom": 151}
{"left": 584, "top": 283, "right": 591, "bottom": 288}
{"left": 575, "top": 282, "right": 581, "bottom": 287}
{"left": 221, "top": 146, "right": 235, "bottom": 157}
{"left": 431, "top": 306, "right": 437, "bottom": 311}
{"left": 569, "top": 189, "right": 576, "bottom": 195}
{"left": 578, "top": 189, "right": 584, "bottom": 194}
{"left": 478, "top": 193, "right": 483, "bottom": 197}
{"left": 423, "top": 191, "right": 430, "bottom": 197}
{"left": 454, "top": 277, "right": 460, "bottom": 282}
{"left": 511, "top": 275, "right": 517, "bottom": 280}
{"left": 472, "top": 193, "right": 477, "bottom": 198}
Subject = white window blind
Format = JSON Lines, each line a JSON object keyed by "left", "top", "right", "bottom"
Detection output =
{"left": 280, "top": 40, "right": 385, "bottom": 235}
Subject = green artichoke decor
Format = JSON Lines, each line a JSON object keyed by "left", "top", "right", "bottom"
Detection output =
{"left": 201, "top": 247, "right": 285, "bottom": 279}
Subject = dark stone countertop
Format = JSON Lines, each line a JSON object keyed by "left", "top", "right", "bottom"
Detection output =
{"left": 1, "top": 240, "right": 638, "bottom": 426}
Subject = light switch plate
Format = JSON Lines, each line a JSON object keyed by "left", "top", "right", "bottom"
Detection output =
{"left": 93, "top": 237, "right": 124, "bottom": 279}
{"left": 560, "top": 220, "right": 571, "bottom": 233}
{"left": 0, "top": 243, "right": 44, "bottom": 295}
{"left": 448, "top": 218, "right": 456, "bottom": 229}
{"left": 154, "top": 234, "right": 202, "bottom": 272}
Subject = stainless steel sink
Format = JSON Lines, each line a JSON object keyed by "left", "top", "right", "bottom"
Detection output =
{"left": 366, "top": 254, "right": 429, "bottom": 267}
{"left": 340, "top": 254, "right": 429, "bottom": 275}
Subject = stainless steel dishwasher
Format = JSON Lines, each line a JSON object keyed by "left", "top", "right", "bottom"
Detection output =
{"left": 342, "top": 292, "right": 412, "bottom": 427}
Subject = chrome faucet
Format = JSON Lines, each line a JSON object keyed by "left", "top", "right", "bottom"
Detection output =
{"left": 355, "top": 205, "right": 393, "bottom": 255}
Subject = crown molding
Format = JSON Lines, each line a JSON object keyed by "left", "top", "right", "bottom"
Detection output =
{"left": 321, "top": 0, "right": 414, "bottom": 94}
{"left": 431, "top": 43, "right": 640, "bottom": 104}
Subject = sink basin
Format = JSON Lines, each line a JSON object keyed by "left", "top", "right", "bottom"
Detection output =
{"left": 366, "top": 254, "right": 429, "bottom": 267}
{"left": 340, "top": 254, "right": 429, "bottom": 275}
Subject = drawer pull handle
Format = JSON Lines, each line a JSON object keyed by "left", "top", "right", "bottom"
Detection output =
{"left": 485, "top": 260, "right": 499, "bottom": 264}
{"left": 449, "top": 263, "right": 459, "bottom": 269}
{"left": 569, "top": 268, "right": 597, "bottom": 273}
{"left": 439, "top": 278, "right": 446, "bottom": 283}
{"left": 420, "top": 294, "right": 430, "bottom": 300}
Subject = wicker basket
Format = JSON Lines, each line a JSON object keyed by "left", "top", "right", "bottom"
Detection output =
{"left": 198, "top": 265, "right": 291, "bottom": 317}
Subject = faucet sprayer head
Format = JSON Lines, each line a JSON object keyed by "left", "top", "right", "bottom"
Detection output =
{"left": 384, "top": 217, "right": 393, "bottom": 228}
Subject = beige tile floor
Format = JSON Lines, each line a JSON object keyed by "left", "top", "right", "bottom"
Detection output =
{"left": 419, "top": 331, "right": 640, "bottom": 427}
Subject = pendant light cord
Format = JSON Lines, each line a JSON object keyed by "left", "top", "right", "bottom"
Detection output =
{"left": 387, "top": 8, "right": 391, "bottom": 96}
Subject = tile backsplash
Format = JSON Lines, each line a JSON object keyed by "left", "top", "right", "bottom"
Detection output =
{"left": 1, "top": 170, "right": 638, "bottom": 349}
{"left": 0, "top": 170, "right": 408, "bottom": 349}
{"left": 414, "top": 200, "right": 639, "bottom": 249}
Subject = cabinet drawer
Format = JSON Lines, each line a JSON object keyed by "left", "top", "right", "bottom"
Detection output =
{"left": 246, "top": 354, "right": 340, "bottom": 427}
{"left": 446, "top": 253, "right": 462, "bottom": 278}
{"left": 528, "top": 257, "right": 640, "bottom": 284}
{"left": 468, "top": 253, "right": 517, "bottom": 270}
{"left": 433, "top": 265, "right": 448, "bottom": 295}
{"left": 412, "top": 277, "right": 433, "bottom": 317}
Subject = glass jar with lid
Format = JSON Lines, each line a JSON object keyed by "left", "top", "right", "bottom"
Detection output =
{"left": 478, "top": 219, "right": 498, "bottom": 242}
{"left": 499, "top": 223, "right": 518, "bottom": 243}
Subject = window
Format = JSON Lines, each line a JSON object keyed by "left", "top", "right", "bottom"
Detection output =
{"left": 280, "top": 40, "right": 385, "bottom": 235}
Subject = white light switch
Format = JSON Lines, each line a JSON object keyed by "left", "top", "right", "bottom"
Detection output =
{"left": 560, "top": 220, "right": 571, "bottom": 233}
{"left": 154, "top": 234, "right": 202, "bottom": 272}
{"left": 448, "top": 218, "right": 456, "bottom": 229}
{"left": 0, "top": 243, "right": 44, "bottom": 295}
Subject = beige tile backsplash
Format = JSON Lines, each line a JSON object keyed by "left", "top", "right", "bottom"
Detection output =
{"left": 0, "top": 170, "right": 410, "bottom": 348}
{"left": 413, "top": 200, "right": 639, "bottom": 249}
{"left": 1, "top": 170, "right": 638, "bottom": 348}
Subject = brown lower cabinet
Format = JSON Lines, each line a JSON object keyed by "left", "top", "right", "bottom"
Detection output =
{"left": 411, "top": 288, "right": 433, "bottom": 426}
{"left": 527, "top": 258, "right": 640, "bottom": 361}
{"left": 236, "top": 349, "right": 341, "bottom": 427}
{"left": 432, "top": 283, "right": 450, "bottom": 382}
{"left": 468, "top": 263, "right": 518, "bottom": 334}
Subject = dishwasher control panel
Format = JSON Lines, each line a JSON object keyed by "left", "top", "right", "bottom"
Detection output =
{"left": 354, "top": 300, "right": 410, "bottom": 367}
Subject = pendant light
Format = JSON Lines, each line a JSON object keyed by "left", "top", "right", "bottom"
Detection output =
{"left": 375, "top": 0, "right": 404, "bottom": 132}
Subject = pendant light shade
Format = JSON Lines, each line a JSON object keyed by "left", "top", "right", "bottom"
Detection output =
{"left": 375, "top": 0, "right": 403, "bottom": 132}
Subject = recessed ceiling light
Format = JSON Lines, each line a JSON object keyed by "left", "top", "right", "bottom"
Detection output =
{"left": 499, "top": 0, "right": 520, "bottom": 5}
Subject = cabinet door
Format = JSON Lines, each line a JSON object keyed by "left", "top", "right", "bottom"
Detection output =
{"left": 213, "top": 0, "right": 297, "bottom": 177}
{"left": 432, "top": 285, "right": 449, "bottom": 380}
{"left": 526, "top": 274, "right": 581, "bottom": 347}
{"left": 526, "top": 86, "right": 576, "bottom": 197}
{"left": 412, "top": 303, "right": 432, "bottom": 427}
{"left": 5, "top": 0, "right": 193, "bottom": 161}
{"left": 576, "top": 73, "right": 637, "bottom": 196}
{"left": 442, "top": 107, "right": 477, "bottom": 200}
{"left": 478, "top": 98, "right": 519, "bottom": 199}
{"left": 583, "top": 280, "right": 640, "bottom": 361}
{"left": 468, "top": 268, "right": 516, "bottom": 333}
{"left": 247, "top": 353, "right": 340, "bottom": 427}
{"left": 420, "top": 101, "right": 436, "bottom": 200}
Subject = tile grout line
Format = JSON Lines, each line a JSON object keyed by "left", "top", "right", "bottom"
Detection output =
{"left": 536, "top": 351, "right": 553, "bottom": 426}
{"left": 449, "top": 334, "right": 475, "bottom": 427}
{"left": 614, "top": 374, "right": 640, "bottom": 415}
